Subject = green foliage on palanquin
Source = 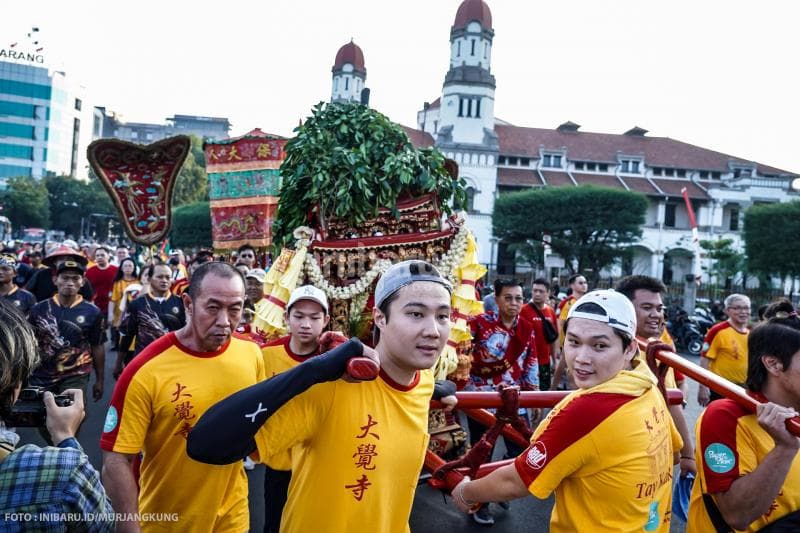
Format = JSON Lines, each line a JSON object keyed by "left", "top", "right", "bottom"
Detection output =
{"left": 699, "top": 237, "right": 745, "bottom": 283}
{"left": 493, "top": 185, "right": 648, "bottom": 280}
{"left": 273, "top": 102, "right": 466, "bottom": 249}
{"left": 45, "top": 174, "right": 116, "bottom": 238}
{"left": 1, "top": 175, "right": 51, "bottom": 229}
{"left": 744, "top": 201, "right": 800, "bottom": 278}
{"left": 173, "top": 135, "right": 209, "bottom": 207}
{"left": 170, "top": 201, "right": 212, "bottom": 249}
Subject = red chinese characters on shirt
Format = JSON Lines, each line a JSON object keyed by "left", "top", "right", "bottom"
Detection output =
{"left": 170, "top": 382, "right": 195, "bottom": 439}
{"left": 345, "top": 414, "right": 381, "bottom": 501}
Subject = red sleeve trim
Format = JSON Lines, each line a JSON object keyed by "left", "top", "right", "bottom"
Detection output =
{"left": 100, "top": 333, "right": 174, "bottom": 451}
{"left": 702, "top": 321, "right": 731, "bottom": 354}
{"left": 697, "top": 398, "right": 748, "bottom": 493}
{"left": 514, "top": 392, "right": 635, "bottom": 487}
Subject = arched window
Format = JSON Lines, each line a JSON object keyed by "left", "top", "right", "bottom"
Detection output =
{"left": 465, "top": 186, "right": 476, "bottom": 213}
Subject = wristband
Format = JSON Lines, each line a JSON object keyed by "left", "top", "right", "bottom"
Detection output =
{"left": 453, "top": 482, "right": 481, "bottom": 511}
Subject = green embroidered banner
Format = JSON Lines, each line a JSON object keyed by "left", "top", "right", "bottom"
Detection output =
{"left": 208, "top": 168, "right": 282, "bottom": 200}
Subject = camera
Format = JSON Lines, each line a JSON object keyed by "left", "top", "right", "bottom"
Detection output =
{"left": 7, "top": 387, "right": 74, "bottom": 427}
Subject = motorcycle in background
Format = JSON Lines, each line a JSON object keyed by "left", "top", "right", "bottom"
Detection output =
{"left": 666, "top": 305, "right": 704, "bottom": 356}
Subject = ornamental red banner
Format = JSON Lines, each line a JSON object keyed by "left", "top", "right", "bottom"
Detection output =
{"left": 209, "top": 200, "right": 278, "bottom": 249}
{"left": 88, "top": 136, "right": 190, "bottom": 246}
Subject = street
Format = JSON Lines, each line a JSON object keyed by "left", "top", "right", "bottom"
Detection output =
{"left": 16, "top": 346, "right": 703, "bottom": 532}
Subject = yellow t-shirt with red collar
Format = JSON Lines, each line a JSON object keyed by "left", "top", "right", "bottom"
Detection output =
{"left": 687, "top": 393, "right": 800, "bottom": 532}
{"left": 253, "top": 369, "right": 434, "bottom": 533}
{"left": 260, "top": 335, "right": 321, "bottom": 470}
{"left": 514, "top": 360, "right": 682, "bottom": 533}
{"left": 636, "top": 332, "right": 678, "bottom": 390}
{"left": 101, "top": 332, "right": 266, "bottom": 532}
{"left": 702, "top": 321, "right": 749, "bottom": 384}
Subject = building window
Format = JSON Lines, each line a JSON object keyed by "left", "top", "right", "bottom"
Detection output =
{"left": 433, "top": 120, "right": 438, "bottom": 133}
{"left": 542, "top": 154, "right": 562, "bottom": 168}
{"left": 620, "top": 159, "right": 641, "bottom": 174}
{"left": 457, "top": 41, "right": 461, "bottom": 56}
{"left": 711, "top": 171, "right": 721, "bottom": 179}
{"left": 74, "top": 98, "right": 82, "bottom": 111}
{"left": 508, "top": 156, "right": 518, "bottom": 166}
{"left": 664, "top": 204, "right": 676, "bottom": 228}
{"left": 471, "top": 39, "right": 476, "bottom": 56}
{"left": 458, "top": 98, "right": 464, "bottom": 117}
{"left": 733, "top": 167, "right": 752, "bottom": 178}
{"left": 598, "top": 163, "right": 608, "bottom": 172}
{"left": 699, "top": 171, "right": 708, "bottom": 179}
{"left": 676, "top": 169, "right": 686, "bottom": 178}
{"left": 465, "top": 186, "right": 477, "bottom": 212}
{"left": 574, "top": 162, "right": 585, "bottom": 171}
{"left": 729, "top": 206, "right": 740, "bottom": 231}
{"left": 345, "top": 78, "right": 349, "bottom": 91}
{"left": 334, "top": 78, "right": 338, "bottom": 91}
{"left": 520, "top": 157, "right": 530, "bottom": 166}
{"left": 131, "top": 131, "right": 138, "bottom": 139}
{"left": 498, "top": 156, "right": 507, "bottom": 165}
{"left": 475, "top": 98, "right": 481, "bottom": 118}
{"left": 586, "top": 162, "right": 597, "bottom": 171}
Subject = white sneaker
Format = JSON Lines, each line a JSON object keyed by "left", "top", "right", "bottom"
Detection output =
{"left": 243, "top": 457, "right": 256, "bottom": 471}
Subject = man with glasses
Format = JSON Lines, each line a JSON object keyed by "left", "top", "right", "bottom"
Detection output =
{"left": 698, "top": 293, "right": 751, "bottom": 406}
{"left": 465, "top": 278, "right": 538, "bottom": 525}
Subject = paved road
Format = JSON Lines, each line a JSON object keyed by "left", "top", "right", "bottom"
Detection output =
{"left": 17, "top": 348, "right": 703, "bottom": 532}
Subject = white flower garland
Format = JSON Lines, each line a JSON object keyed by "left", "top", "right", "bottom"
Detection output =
{"left": 299, "top": 221, "right": 471, "bottom": 301}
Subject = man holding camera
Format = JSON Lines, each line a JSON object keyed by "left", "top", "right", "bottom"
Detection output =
{"left": 27, "top": 255, "right": 106, "bottom": 427}
{"left": 0, "top": 300, "right": 114, "bottom": 530}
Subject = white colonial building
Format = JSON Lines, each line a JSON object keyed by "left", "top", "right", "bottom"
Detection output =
{"left": 330, "top": 0, "right": 799, "bottom": 285}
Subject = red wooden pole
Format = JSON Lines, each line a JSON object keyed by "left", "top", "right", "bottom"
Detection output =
{"left": 642, "top": 340, "right": 800, "bottom": 437}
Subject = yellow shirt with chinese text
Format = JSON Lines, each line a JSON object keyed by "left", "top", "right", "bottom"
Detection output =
{"left": 254, "top": 369, "right": 434, "bottom": 533}
{"left": 514, "top": 361, "right": 682, "bottom": 533}
{"left": 101, "top": 332, "right": 266, "bottom": 532}
{"left": 702, "top": 321, "right": 749, "bottom": 384}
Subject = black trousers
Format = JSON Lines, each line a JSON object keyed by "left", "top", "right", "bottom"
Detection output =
{"left": 263, "top": 466, "right": 292, "bottom": 533}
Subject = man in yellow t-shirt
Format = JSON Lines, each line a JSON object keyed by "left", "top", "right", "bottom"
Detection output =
{"left": 698, "top": 294, "right": 750, "bottom": 406}
{"left": 188, "top": 260, "right": 455, "bottom": 533}
{"left": 101, "top": 262, "right": 266, "bottom": 532}
{"left": 616, "top": 275, "right": 697, "bottom": 478}
{"left": 453, "top": 290, "right": 682, "bottom": 533}
{"left": 688, "top": 312, "right": 800, "bottom": 532}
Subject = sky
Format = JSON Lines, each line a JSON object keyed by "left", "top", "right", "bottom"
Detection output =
{"left": 5, "top": 0, "right": 799, "bottom": 173}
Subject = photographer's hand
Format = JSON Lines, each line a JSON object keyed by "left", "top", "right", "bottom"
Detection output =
{"left": 44, "top": 388, "right": 85, "bottom": 445}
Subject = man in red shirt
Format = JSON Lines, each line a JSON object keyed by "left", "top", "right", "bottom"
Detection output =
{"left": 85, "top": 246, "right": 118, "bottom": 330}
{"left": 520, "top": 277, "right": 558, "bottom": 391}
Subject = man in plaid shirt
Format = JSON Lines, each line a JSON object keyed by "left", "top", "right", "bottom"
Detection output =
{"left": 0, "top": 300, "right": 114, "bottom": 531}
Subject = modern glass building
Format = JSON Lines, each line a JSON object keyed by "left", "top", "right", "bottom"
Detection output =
{"left": 0, "top": 48, "right": 93, "bottom": 182}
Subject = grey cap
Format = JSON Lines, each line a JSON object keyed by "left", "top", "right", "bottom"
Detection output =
{"left": 374, "top": 260, "right": 452, "bottom": 309}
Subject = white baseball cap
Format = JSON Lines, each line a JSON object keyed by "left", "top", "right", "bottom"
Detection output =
{"left": 566, "top": 289, "right": 637, "bottom": 338}
{"left": 245, "top": 268, "right": 267, "bottom": 284}
{"left": 287, "top": 285, "right": 329, "bottom": 313}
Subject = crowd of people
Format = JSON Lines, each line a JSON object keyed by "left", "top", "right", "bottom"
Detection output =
{"left": 0, "top": 237, "right": 798, "bottom": 532}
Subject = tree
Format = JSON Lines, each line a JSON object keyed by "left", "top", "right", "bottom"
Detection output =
{"left": 699, "top": 237, "right": 745, "bottom": 285}
{"left": 273, "top": 102, "right": 465, "bottom": 249}
{"left": 743, "top": 201, "right": 800, "bottom": 279}
{"left": 493, "top": 185, "right": 648, "bottom": 282}
{"left": 173, "top": 135, "right": 208, "bottom": 207}
{"left": 0, "top": 176, "right": 50, "bottom": 229}
{"left": 45, "top": 174, "right": 116, "bottom": 240}
{"left": 170, "top": 201, "right": 211, "bottom": 249}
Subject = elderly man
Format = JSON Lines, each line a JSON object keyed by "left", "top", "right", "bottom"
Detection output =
{"left": 698, "top": 293, "right": 751, "bottom": 406}
{"left": 102, "top": 262, "right": 266, "bottom": 532}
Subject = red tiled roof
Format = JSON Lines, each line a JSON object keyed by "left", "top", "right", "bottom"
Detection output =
{"left": 400, "top": 125, "right": 434, "bottom": 148}
{"left": 623, "top": 177, "right": 661, "bottom": 196}
{"left": 453, "top": 0, "right": 492, "bottom": 30}
{"left": 650, "top": 179, "right": 709, "bottom": 199}
{"left": 333, "top": 40, "right": 365, "bottom": 72}
{"left": 572, "top": 173, "right": 624, "bottom": 189}
{"left": 497, "top": 168, "right": 542, "bottom": 187}
{"left": 495, "top": 124, "right": 794, "bottom": 176}
{"left": 428, "top": 97, "right": 441, "bottom": 109}
{"left": 540, "top": 171, "right": 574, "bottom": 187}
